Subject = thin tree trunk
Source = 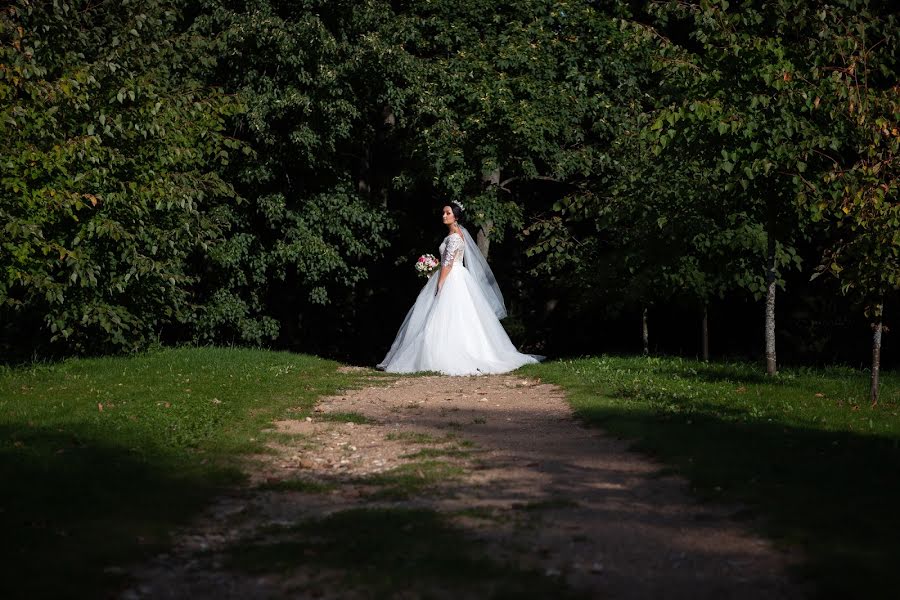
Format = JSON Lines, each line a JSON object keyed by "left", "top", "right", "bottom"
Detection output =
{"left": 702, "top": 305, "right": 709, "bottom": 362}
{"left": 871, "top": 303, "right": 884, "bottom": 406}
{"left": 357, "top": 148, "right": 371, "bottom": 196}
{"left": 377, "top": 105, "right": 395, "bottom": 208}
{"left": 642, "top": 307, "right": 649, "bottom": 356}
{"left": 477, "top": 167, "right": 500, "bottom": 259}
{"left": 476, "top": 222, "right": 493, "bottom": 259}
{"left": 764, "top": 213, "right": 777, "bottom": 376}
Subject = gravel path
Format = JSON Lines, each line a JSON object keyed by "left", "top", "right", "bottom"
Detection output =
{"left": 124, "top": 373, "right": 802, "bottom": 599}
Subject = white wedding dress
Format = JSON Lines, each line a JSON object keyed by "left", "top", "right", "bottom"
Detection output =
{"left": 377, "top": 228, "right": 542, "bottom": 376}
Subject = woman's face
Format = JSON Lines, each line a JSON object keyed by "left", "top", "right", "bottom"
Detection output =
{"left": 442, "top": 206, "right": 456, "bottom": 225}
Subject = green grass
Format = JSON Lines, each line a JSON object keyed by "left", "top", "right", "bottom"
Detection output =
{"left": 522, "top": 356, "right": 900, "bottom": 598}
{"left": 315, "top": 411, "right": 374, "bottom": 424}
{"left": 0, "top": 347, "right": 372, "bottom": 598}
{"left": 364, "top": 460, "right": 465, "bottom": 498}
{"left": 259, "top": 430, "right": 318, "bottom": 448}
{"left": 225, "top": 507, "right": 586, "bottom": 599}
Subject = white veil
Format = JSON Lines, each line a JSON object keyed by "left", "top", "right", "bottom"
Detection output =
{"left": 459, "top": 225, "right": 507, "bottom": 319}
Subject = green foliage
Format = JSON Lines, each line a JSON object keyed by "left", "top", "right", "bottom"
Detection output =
{"left": 0, "top": 1, "right": 243, "bottom": 352}
{"left": 187, "top": 1, "right": 399, "bottom": 343}
{"left": 643, "top": 0, "right": 899, "bottom": 312}
{"left": 793, "top": 3, "right": 900, "bottom": 313}
{"left": 401, "top": 0, "right": 641, "bottom": 237}
{"left": 525, "top": 356, "right": 900, "bottom": 596}
{"left": 515, "top": 0, "right": 805, "bottom": 313}
{"left": 634, "top": 0, "right": 816, "bottom": 301}
{"left": 521, "top": 0, "right": 898, "bottom": 354}
{"left": 2, "top": 0, "right": 898, "bottom": 362}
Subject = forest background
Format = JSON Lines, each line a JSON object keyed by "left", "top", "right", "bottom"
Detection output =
{"left": 2, "top": 0, "right": 898, "bottom": 382}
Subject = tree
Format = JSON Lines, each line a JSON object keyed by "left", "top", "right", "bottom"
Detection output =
{"left": 401, "top": 0, "right": 641, "bottom": 254}
{"left": 524, "top": 6, "right": 800, "bottom": 359}
{"left": 801, "top": 2, "right": 900, "bottom": 403}
{"left": 185, "top": 0, "right": 409, "bottom": 346}
{"left": 643, "top": 0, "right": 898, "bottom": 385}
{"left": 0, "top": 0, "right": 242, "bottom": 354}
{"left": 637, "top": 0, "right": 832, "bottom": 375}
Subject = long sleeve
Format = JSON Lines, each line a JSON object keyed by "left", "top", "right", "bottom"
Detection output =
{"left": 441, "top": 234, "right": 463, "bottom": 267}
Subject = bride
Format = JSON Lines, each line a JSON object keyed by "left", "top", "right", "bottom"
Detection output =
{"left": 377, "top": 201, "right": 542, "bottom": 376}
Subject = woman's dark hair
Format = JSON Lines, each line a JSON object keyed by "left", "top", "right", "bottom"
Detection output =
{"left": 445, "top": 202, "right": 466, "bottom": 225}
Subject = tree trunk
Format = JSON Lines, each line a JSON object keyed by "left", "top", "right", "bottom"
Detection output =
{"left": 477, "top": 167, "right": 500, "bottom": 259}
{"left": 764, "top": 213, "right": 777, "bottom": 376}
{"left": 701, "top": 305, "right": 709, "bottom": 362}
{"left": 376, "top": 104, "right": 395, "bottom": 208}
{"left": 871, "top": 304, "right": 884, "bottom": 406}
{"left": 476, "top": 222, "right": 493, "bottom": 259}
{"left": 642, "top": 306, "right": 649, "bottom": 356}
{"left": 382, "top": 104, "right": 396, "bottom": 128}
{"left": 357, "top": 148, "right": 371, "bottom": 196}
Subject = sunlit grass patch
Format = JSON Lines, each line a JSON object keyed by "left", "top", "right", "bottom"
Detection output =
{"left": 258, "top": 430, "right": 318, "bottom": 447}
{"left": 364, "top": 460, "right": 465, "bottom": 498}
{"left": 316, "top": 411, "right": 374, "bottom": 424}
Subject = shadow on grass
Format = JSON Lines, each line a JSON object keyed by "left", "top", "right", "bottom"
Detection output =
{"left": 0, "top": 424, "right": 238, "bottom": 599}
{"left": 226, "top": 507, "right": 586, "bottom": 599}
{"left": 573, "top": 403, "right": 900, "bottom": 598}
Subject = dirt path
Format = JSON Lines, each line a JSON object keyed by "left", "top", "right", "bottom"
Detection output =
{"left": 124, "top": 374, "right": 801, "bottom": 599}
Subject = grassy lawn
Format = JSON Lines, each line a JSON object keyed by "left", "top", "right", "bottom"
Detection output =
{"left": 0, "top": 347, "right": 378, "bottom": 598}
{"left": 523, "top": 356, "right": 900, "bottom": 598}
{"left": 6, "top": 348, "right": 898, "bottom": 598}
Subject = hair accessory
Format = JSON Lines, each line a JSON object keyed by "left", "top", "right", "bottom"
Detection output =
{"left": 451, "top": 200, "right": 465, "bottom": 211}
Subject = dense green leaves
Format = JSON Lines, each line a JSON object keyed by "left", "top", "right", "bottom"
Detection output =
{"left": 186, "top": 0, "right": 405, "bottom": 343}
{"left": 1, "top": 0, "right": 898, "bottom": 366}
{"left": 1, "top": 0, "right": 242, "bottom": 352}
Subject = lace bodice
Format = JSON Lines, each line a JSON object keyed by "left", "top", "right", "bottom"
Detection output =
{"left": 439, "top": 232, "right": 465, "bottom": 267}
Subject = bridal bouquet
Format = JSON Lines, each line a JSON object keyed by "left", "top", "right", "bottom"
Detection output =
{"left": 415, "top": 253, "right": 440, "bottom": 278}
